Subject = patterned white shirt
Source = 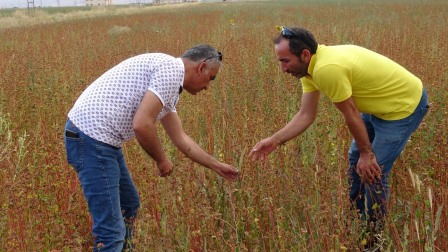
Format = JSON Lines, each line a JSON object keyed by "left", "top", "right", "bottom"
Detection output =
{"left": 68, "top": 53, "right": 184, "bottom": 147}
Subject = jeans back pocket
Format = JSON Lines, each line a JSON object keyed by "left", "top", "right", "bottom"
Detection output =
{"left": 64, "top": 135, "right": 83, "bottom": 172}
{"left": 412, "top": 105, "right": 429, "bottom": 133}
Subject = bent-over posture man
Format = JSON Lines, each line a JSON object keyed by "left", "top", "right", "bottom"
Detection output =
{"left": 249, "top": 27, "right": 429, "bottom": 248}
{"left": 64, "top": 44, "right": 239, "bottom": 251}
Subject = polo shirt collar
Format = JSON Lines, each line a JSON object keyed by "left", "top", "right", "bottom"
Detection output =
{"left": 305, "top": 44, "right": 324, "bottom": 80}
{"left": 177, "top": 57, "right": 185, "bottom": 94}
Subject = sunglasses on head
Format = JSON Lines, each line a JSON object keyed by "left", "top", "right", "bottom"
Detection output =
{"left": 280, "top": 26, "right": 296, "bottom": 39}
{"left": 279, "top": 26, "right": 315, "bottom": 52}
{"left": 204, "top": 51, "right": 223, "bottom": 62}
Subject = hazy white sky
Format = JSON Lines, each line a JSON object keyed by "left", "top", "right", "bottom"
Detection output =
{"left": 0, "top": 0, "right": 155, "bottom": 8}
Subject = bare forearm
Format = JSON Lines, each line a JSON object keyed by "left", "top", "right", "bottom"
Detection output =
{"left": 175, "top": 135, "right": 220, "bottom": 169}
{"left": 134, "top": 124, "right": 166, "bottom": 163}
{"left": 334, "top": 98, "right": 372, "bottom": 155}
{"left": 345, "top": 116, "right": 372, "bottom": 154}
{"left": 272, "top": 112, "right": 314, "bottom": 145}
{"left": 272, "top": 92, "right": 319, "bottom": 145}
{"left": 161, "top": 112, "right": 221, "bottom": 169}
{"left": 166, "top": 123, "right": 238, "bottom": 181}
{"left": 132, "top": 90, "right": 168, "bottom": 164}
{"left": 341, "top": 107, "right": 381, "bottom": 182}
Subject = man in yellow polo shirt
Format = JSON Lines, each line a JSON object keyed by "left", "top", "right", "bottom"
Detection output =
{"left": 249, "top": 27, "right": 429, "bottom": 248}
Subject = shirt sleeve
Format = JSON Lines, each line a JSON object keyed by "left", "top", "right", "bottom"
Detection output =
{"left": 314, "top": 64, "right": 352, "bottom": 103}
{"left": 300, "top": 77, "right": 318, "bottom": 93}
{"left": 148, "top": 61, "right": 180, "bottom": 106}
{"left": 148, "top": 59, "right": 183, "bottom": 120}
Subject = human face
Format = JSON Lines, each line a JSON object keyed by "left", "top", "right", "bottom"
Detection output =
{"left": 187, "top": 62, "right": 220, "bottom": 95}
{"left": 275, "top": 38, "right": 310, "bottom": 79}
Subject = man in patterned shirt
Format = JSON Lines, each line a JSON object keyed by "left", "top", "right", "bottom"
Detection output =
{"left": 64, "top": 44, "right": 239, "bottom": 251}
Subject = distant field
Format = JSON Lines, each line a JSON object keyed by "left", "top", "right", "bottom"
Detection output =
{"left": 0, "top": 0, "right": 446, "bottom": 251}
{"left": 0, "top": 3, "right": 201, "bottom": 29}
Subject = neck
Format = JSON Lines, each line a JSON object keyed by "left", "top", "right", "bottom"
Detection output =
{"left": 180, "top": 58, "right": 198, "bottom": 89}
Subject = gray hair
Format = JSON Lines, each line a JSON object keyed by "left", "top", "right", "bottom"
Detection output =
{"left": 181, "top": 44, "right": 222, "bottom": 68}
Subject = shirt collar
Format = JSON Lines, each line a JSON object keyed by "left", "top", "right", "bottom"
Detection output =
{"left": 176, "top": 57, "right": 185, "bottom": 94}
{"left": 304, "top": 44, "right": 324, "bottom": 80}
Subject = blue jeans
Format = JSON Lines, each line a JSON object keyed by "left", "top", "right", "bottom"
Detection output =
{"left": 64, "top": 119, "right": 140, "bottom": 252}
{"left": 348, "top": 89, "right": 429, "bottom": 223}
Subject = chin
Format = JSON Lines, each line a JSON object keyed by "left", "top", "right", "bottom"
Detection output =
{"left": 293, "top": 73, "right": 305, "bottom": 79}
{"left": 185, "top": 89, "right": 196, "bottom": 95}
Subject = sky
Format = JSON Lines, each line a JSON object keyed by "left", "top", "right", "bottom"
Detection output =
{"left": 0, "top": 0, "right": 155, "bottom": 8}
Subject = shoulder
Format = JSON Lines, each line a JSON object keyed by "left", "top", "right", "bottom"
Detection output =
{"left": 313, "top": 45, "right": 358, "bottom": 75}
{"left": 124, "top": 53, "right": 177, "bottom": 64}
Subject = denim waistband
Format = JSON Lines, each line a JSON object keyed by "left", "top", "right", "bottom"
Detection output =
{"left": 65, "top": 118, "right": 121, "bottom": 150}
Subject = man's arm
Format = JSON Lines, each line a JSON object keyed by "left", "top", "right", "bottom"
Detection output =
{"left": 249, "top": 91, "right": 320, "bottom": 162}
{"left": 333, "top": 97, "right": 381, "bottom": 183}
{"left": 133, "top": 90, "right": 173, "bottom": 176}
{"left": 160, "top": 112, "right": 239, "bottom": 181}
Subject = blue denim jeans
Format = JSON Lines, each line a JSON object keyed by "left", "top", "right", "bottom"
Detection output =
{"left": 348, "top": 89, "right": 429, "bottom": 223}
{"left": 64, "top": 119, "right": 140, "bottom": 252}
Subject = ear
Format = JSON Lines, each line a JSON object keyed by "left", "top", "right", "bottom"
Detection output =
{"left": 197, "top": 61, "right": 207, "bottom": 74}
{"left": 301, "top": 49, "right": 311, "bottom": 63}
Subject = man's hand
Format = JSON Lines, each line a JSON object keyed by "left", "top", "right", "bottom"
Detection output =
{"left": 157, "top": 159, "right": 173, "bottom": 177}
{"left": 248, "top": 137, "right": 279, "bottom": 162}
{"left": 212, "top": 162, "right": 239, "bottom": 181}
{"left": 160, "top": 112, "right": 239, "bottom": 181}
{"left": 334, "top": 98, "right": 382, "bottom": 184}
{"left": 356, "top": 152, "right": 382, "bottom": 184}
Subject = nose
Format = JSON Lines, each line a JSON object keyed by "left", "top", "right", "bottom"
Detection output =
{"left": 203, "top": 81, "right": 210, "bottom": 90}
{"left": 280, "top": 63, "right": 288, "bottom": 73}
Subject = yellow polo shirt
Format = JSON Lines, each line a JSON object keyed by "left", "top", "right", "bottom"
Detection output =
{"left": 301, "top": 45, "right": 422, "bottom": 120}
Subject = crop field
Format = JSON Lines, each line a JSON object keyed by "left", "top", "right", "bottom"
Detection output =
{"left": 0, "top": 0, "right": 447, "bottom": 251}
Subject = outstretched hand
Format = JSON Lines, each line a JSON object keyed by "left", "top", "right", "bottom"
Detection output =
{"left": 213, "top": 162, "right": 239, "bottom": 181}
{"left": 248, "top": 137, "right": 278, "bottom": 162}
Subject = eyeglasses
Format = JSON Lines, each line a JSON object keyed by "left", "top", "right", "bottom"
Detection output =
{"left": 280, "top": 26, "right": 296, "bottom": 39}
{"left": 204, "top": 51, "right": 223, "bottom": 62}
